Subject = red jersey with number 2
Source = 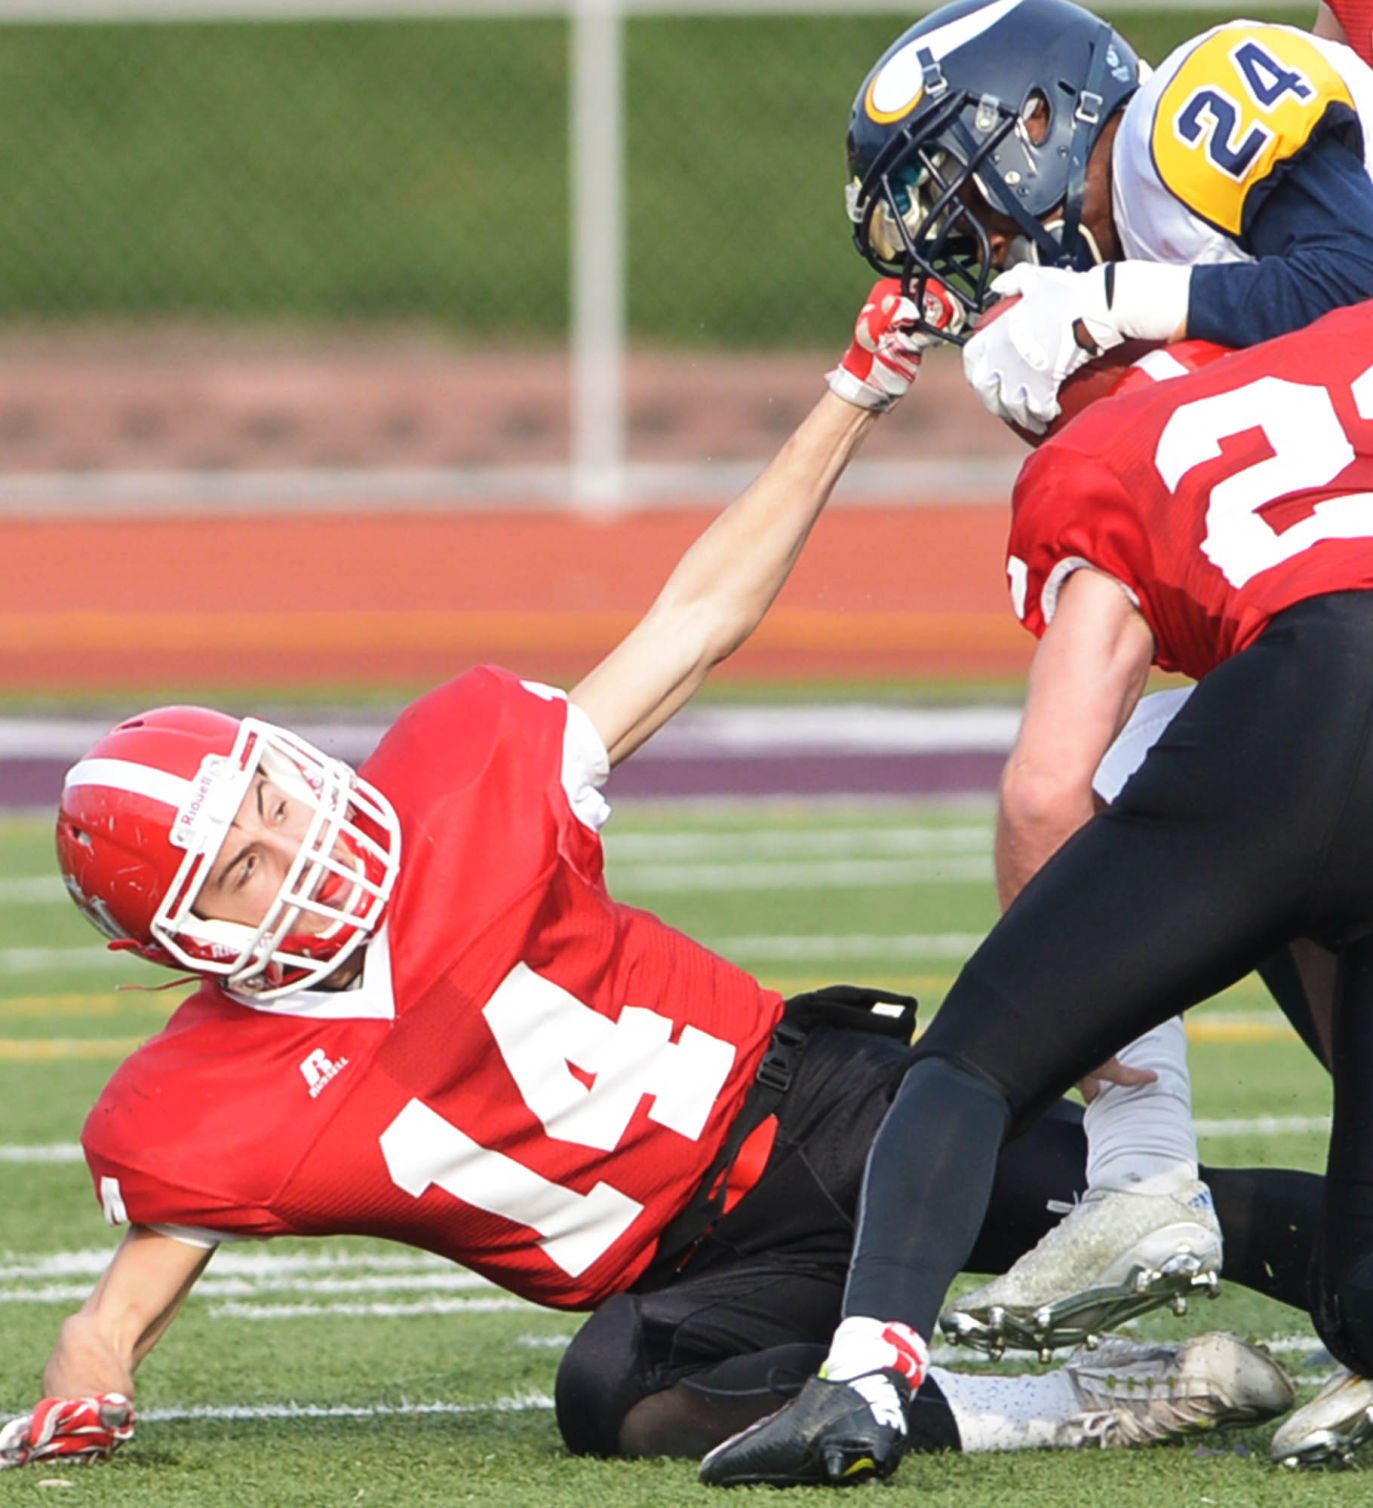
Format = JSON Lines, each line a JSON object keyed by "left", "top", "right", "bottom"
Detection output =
{"left": 81, "top": 668, "right": 784, "bottom": 1310}
{"left": 1007, "top": 302, "right": 1373, "bottom": 679}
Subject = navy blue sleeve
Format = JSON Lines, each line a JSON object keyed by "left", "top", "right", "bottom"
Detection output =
{"left": 1188, "top": 132, "right": 1373, "bottom": 346}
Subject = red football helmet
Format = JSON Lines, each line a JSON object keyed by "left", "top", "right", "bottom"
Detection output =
{"left": 55, "top": 707, "right": 401, "bottom": 999}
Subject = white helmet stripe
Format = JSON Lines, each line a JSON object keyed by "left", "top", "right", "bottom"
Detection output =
{"left": 868, "top": 0, "right": 1024, "bottom": 116}
{"left": 64, "top": 756, "right": 194, "bottom": 811}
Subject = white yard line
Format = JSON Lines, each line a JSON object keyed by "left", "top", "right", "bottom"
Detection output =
{"left": 0, "top": 878, "right": 65, "bottom": 902}
{"left": 211, "top": 1298, "right": 533, "bottom": 1319}
{"left": 0, "top": 948, "right": 114, "bottom": 971}
{"left": 0, "top": 1247, "right": 484, "bottom": 1278}
{"left": 716, "top": 932, "right": 986, "bottom": 959}
{"left": 606, "top": 826, "right": 993, "bottom": 858}
{"left": 613, "top": 857, "right": 993, "bottom": 891}
{"left": 140, "top": 1394, "right": 553, "bottom": 1423}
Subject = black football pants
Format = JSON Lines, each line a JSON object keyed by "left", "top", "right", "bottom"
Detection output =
{"left": 555, "top": 1029, "right": 1319, "bottom": 1457}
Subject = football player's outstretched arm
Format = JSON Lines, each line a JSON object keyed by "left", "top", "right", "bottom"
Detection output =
{"left": 0, "top": 1226, "right": 213, "bottom": 1469}
{"left": 996, "top": 566, "right": 1154, "bottom": 910}
{"left": 573, "top": 280, "right": 959, "bottom": 766}
{"left": 571, "top": 390, "right": 876, "bottom": 765}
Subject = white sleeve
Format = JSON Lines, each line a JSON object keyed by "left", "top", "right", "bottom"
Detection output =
{"left": 561, "top": 699, "right": 612, "bottom": 833}
{"left": 146, "top": 1223, "right": 230, "bottom": 1251}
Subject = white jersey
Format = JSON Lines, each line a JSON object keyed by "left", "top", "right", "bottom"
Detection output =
{"left": 1113, "top": 21, "right": 1373, "bottom": 264}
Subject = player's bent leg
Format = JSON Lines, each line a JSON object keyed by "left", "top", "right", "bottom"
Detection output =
{"left": 556, "top": 1291, "right": 841, "bottom": 1459}
{"left": 555, "top": 1294, "right": 658, "bottom": 1457}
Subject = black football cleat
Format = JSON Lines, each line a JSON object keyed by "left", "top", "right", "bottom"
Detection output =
{"left": 698, "top": 1370, "right": 910, "bottom": 1488}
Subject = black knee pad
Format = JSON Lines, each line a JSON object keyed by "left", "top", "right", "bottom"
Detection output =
{"left": 554, "top": 1295, "right": 648, "bottom": 1457}
{"left": 1314, "top": 1252, "right": 1373, "bottom": 1375}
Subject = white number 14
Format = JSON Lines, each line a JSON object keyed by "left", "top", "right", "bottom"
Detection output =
{"left": 379, "top": 963, "right": 736, "bottom": 1278}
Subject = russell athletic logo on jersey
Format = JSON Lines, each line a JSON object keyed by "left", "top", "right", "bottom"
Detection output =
{"left": 299, "top": 1048, "right": 350, "bottom": 1099}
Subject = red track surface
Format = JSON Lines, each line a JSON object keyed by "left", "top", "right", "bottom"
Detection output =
{"left": 3, "top": 502, "right": 1028, "bottom": 692}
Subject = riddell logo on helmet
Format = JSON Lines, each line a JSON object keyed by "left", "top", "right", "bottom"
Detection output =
{"left": 170, "top": 755, "right": 235, "bottom": 852}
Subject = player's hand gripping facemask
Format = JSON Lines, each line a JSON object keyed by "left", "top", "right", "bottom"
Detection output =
{"left": 828, "top": 276, "right": 966, "bottom": 412}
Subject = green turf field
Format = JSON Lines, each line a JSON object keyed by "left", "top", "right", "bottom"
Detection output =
{"left": 0, "top": 800, "right": 1346, "bottom": 1504}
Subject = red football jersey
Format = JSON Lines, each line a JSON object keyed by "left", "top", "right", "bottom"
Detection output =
{"left": 1008, "top": 302, "right": 1373, "bottom": 679}
{"left": 1330, "top": 0, "right": 1373, "bottom": 66}
{"left": 82, "top": 668, "right": 785, "bottom": 1309}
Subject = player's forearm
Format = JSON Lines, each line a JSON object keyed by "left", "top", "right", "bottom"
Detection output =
{"left": 42, "top": 1313, "right": 138, "bottom": 1400}
{"left": 656, "top": 390, "right": 877, "bottom": 664}
{"left": 994, "top": 771, "right": 1095, "bottom": 910}
{"left": 575, "top": 391, "right": 879, "bottom": 765}
{"left": 39, "top": 1227, "right": 214, "bottom": 1401}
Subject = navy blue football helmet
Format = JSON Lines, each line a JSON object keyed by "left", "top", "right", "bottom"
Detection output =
{"left": 846, "top": 0, "right": 1142, "bottom": 340}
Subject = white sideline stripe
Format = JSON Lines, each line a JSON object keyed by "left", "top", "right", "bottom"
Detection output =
{"left": 0, "top": 1143, "right": 83, "bottom": 1163}
{"left": 616, "top": 857, "right": 992, "bottom": 891}
{"left": 0, "top": 878, "right": 65, "bottom": 902}
{"left": 607, "top": 825, "right": 992, "bottom": 858}
{"left": 1, "top": 707, "right": 1019, "bottom": 762}
{"left": 1194, "top": 1114, "right": 1331, "bottom": 1137}
{"left": 0, "top": 947, "right": 112, "bottom": 971}
{"left": 140, "top": 1394, "right": 553, "bottom": 1424}
{"left": 717, "top": 932, "right": 985, "bottom": 959}
{"left": 211, "top": 1298, "right": 532, "bottom": 1318}
{"left": 0, "top": 1248, "right": 483, "bottom": 1279}
{"left": 0, "top": 1275, "right": 515, "bottom": 1304}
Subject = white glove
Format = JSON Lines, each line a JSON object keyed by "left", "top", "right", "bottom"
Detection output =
{"left": 0, "top": 1394, "right": 135, "bottom": 1470}
{"left": 827, "top": 276, "right": 965, "bottom": 412}
{"left": 963, "top": 262, "right": 1192, "bottom": 435}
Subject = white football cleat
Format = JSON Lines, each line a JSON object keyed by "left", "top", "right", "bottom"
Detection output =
{"left": 1271, "top": 1366, "right": 1373, "bottom": 1468}
{"left": 1057, "top": 1332, "right": 1295, "bottom": 1449}
{"left": 941, "top": 1181, "right": 1223, "bottom": 1358}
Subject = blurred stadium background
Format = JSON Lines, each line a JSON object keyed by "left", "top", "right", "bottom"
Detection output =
{"left": 2, "top": 0, "right": 1305, "bottom": 701}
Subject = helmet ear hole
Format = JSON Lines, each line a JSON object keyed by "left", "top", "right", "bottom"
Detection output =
{"left": 1021, "top": 91, "right": 1051, "bottom": 145}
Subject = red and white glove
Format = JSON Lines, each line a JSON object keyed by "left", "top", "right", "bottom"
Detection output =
{"left": 964, "top": 261, "right": 1192, "bottom": 434}
{"left": 827, "top": 276, "right": 965, "bottom": 412}
{"left": 0, "top": 1394, "right": 136, "bottom": 1470}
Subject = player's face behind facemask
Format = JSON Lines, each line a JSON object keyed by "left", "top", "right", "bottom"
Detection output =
{"left": 56, "top": 710, "right": 402, "bottom": 999}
